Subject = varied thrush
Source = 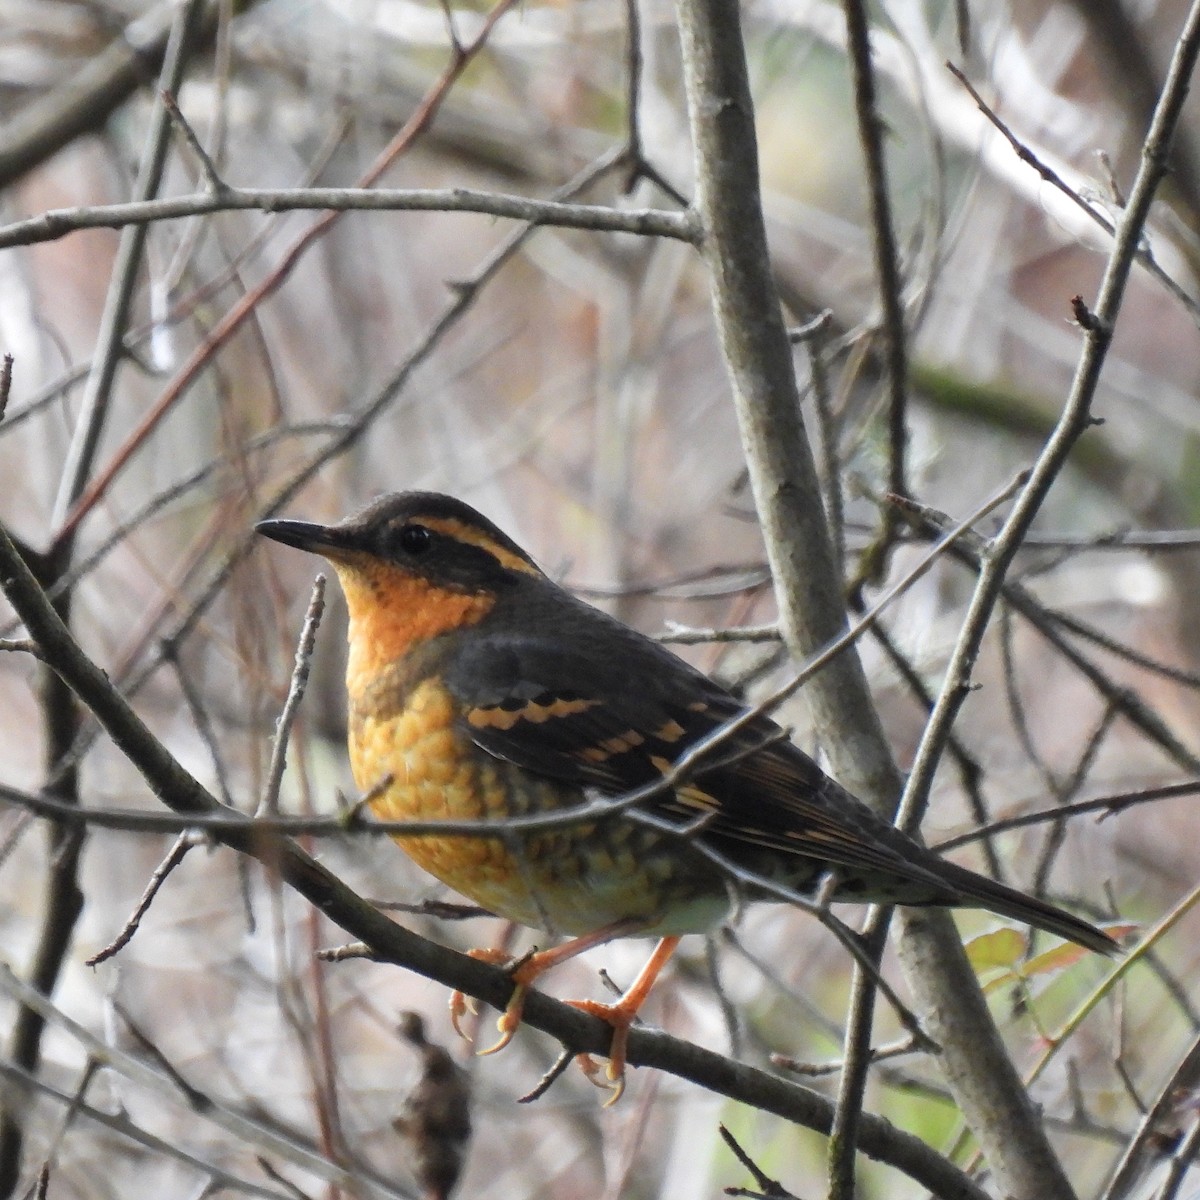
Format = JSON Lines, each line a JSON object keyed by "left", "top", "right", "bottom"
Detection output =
{"left": 257, "top": 492, "right": 1117, "bottom": 1100}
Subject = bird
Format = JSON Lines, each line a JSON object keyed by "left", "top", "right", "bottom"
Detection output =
{"left": 256, "top": 491, "right": 1118, "bottom": 1101}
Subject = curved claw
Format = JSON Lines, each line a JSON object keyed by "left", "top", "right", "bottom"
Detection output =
{"left": 575, "top": 1052, "right": 627, "bottom": 1105}
{"left": 458, "top": 931, "right": 671, "bottom": 1100}
{"left": 602, "top": 1072, "right": 627, "bottom": 1107}
{"left": 477, "top": 1023, "right": 517, "bottom": 1057}
{"left": 567, "top": 998, "right": 634, "bottom": 1105}
{"left": 453, "top": 946, "right": 524, "bottom": 1045}
{"left": 478, "top": 982, "right": 528, "bottom": 1056}
{"left": 448, "top": 989, "right": 478, "bottom": 1041}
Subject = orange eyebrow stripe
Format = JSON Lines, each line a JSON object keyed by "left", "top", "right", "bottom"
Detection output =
{"left": 416, "top": 516, "right": 543, "bottom": 575}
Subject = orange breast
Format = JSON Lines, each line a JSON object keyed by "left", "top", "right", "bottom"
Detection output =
{"left": 350, "top": 678, "right": 530, "bottom": 907}
{"left": 348, "top": 678, "right": 730, "bottom": 936}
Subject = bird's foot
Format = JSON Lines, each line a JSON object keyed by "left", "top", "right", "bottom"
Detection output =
{"left": 564, "top": 933, "right": 681, "bottom": 1104}
{"left": 449, "top": 946, "right": 526, "bottom": 1042}
{"left": 450, "top": 946, "right": 551, "bottom": 1055}
{"left": 567, "top": 997, "right": 640, "bottom": 1106}
{"left": 451, "top": 929, "right": 676, "bottom": 1105}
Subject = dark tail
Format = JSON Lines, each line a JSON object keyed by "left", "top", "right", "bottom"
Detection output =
{"left": 932, "top": 855, "right": 1120, "bottom": 956}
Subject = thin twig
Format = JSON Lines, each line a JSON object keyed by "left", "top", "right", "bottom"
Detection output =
{"left": 85, "top": 832, "right": 196, "bottom": 966}
{"left": 161, "top": 638, "right": 236, "bottom": 809}
{"left": 0, "top": 355, "right": 12, "bottom": 421}
{"left": 0, "top": 186, "right": 697, "bottom": 256}
{"left": 0, "top": 1060, "right": 297, "bottom": 1200}
{"left": 518, "top": 1048, "right": 576, "bottom": 1104}
{"left": 891, "top": 10, "right": 1200, "bottom": 1178}
{"left": 1046, "top": 604, "right": 1200, "bottom": 690}
{"left": 259, "top": 576, "right": 326, "bottom": 815}
{"left": 798, "top": 311, "right": 844, "bottom": 577}
{"left": 828, "top": 918, "right": 890, "bottom": 1199}
{"left": 947, "top": 62, "right": 1200, "bottom": 327}
{"left": 160, "top": 89, "right": 228, "bottom": 193}
{"left": 895, "top": 501, "right": 1200, "bottom": 774}
{"left": 865, "top": 620, "right": 1003, "bottom": 880}
{"left": 1153, "top": 1116, "right": 1200, "bottom": 1200}
{"left": 937, "top": 779, "right": 1200, "bottom": 851}
{"left": 0, "top": 639, "right": 40, "bottom": 660}
{"left": 51, "top": 0, "right": 208, "bottom": 527}
{"left": 1100, "top": 1029, "right": 1200, "bottom": 1200}
{"left": 654, "top": 622, "right": 781, "bottom": 645}
{"left": 841, "top": 0, "right": 910, "bottom": 623}
{"left": 1031, "top": 702, "right": 1118, "bottom": 898}
{"left": 719, "top": 1124, "right": 795, "bottom": 1198}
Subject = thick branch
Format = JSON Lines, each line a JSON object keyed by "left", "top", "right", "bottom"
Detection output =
{"left": 673, "top": 0, "right": 895, "bottom": 806}
{"left": 672, "top": 2, "right": 1082, "bottom": 1195}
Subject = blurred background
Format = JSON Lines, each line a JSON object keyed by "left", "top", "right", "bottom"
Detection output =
{"left": 2, "top": 0, "right": 1200, "bottom": 1196}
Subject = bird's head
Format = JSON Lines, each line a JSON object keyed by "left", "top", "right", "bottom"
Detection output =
{"left": 257, "top": 491, "right": 543, "bottom": 689}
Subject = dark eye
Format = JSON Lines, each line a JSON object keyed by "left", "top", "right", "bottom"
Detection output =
{"left": 396, "top": 523, "right": 432, "bottom": 554}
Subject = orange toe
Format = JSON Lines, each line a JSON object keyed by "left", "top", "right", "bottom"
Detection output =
{"left": 562, "top": 936, "right": 681, "bottom": 1104}
{"left": 458, "top": 933, "right": 679, "bottom": 1102}
{"left": 451, "top": 947, "right": 522, "bottom": 1043}
{"left": 478, "top": 981, "right": 529, "bottom": 1056}
{"left": 472, "top": 946, "right": 552, "bottom": 1057}
{"left": 566, "top": 997, "right": 637, "bottom": 1105}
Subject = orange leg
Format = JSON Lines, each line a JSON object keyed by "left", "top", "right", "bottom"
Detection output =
{"left": 569, "top": 935, "right": 681, "bottom": 1105}
{"left": 450, "top": 918, "right": 645, "bottom": 1053}
{"left": 450, "top": 926, "right": 681, "bottom": 1103}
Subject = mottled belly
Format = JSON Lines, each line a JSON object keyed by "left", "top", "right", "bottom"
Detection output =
{"left": 350, "top": 678, "right": 728, "bottom": 936}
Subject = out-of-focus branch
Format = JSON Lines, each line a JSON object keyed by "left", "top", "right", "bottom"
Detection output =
{"left": 946, "top": 62, "right": 1200, "bottom": 329}
{"left": 673, "top": 0, "right": 896, "bottom": 807}
{"left": 894, "top": 0, "right": 1200, "bottom": 1188}
{"left": 0, "top": 187, "right": 698, "bottom": 254}
{"left": 0, "top": 7, "right": 209, "bottom": 1192}
{"left": 1063, "top": 0, "right": 1200, "bottom": 226}
{"left": 0, "top": 965, "right": 410, "bottom": 1200}
{"left": 893, "top": 501, "right": 1200, "bottom": 774}
{"left": 50, "top": 0, "right": 523, "bottom": 549}
{"left": 831, "top": 2, "right": 915, "bottom": 1182}
{"left": 53, "top": 0, "right": 208, "bottom": 527}
{"left": 841, "top": 0, "right": 909, "bottom": 512}
{"left": 0, "top": 1, "right": 225, "bottom": 188}
{"left": 1101, "top": 1027, "right": 1200, "bottom": 1199}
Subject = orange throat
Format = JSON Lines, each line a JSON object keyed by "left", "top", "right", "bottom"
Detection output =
{"left": 332, "top": 558, "right": 494, "bottom": 703}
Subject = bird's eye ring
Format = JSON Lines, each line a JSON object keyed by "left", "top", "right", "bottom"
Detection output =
{"left": 396, "top": 523, "right": 433, "bottom": 554}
